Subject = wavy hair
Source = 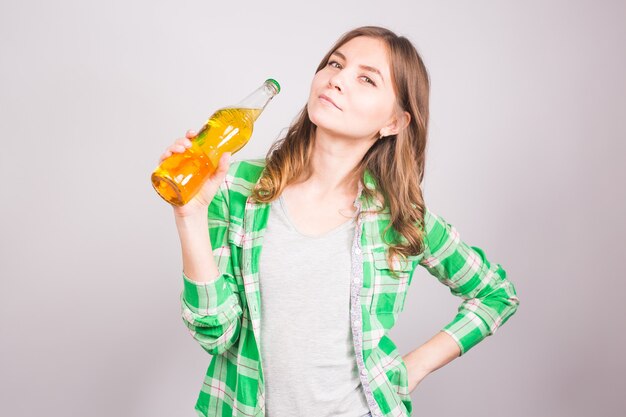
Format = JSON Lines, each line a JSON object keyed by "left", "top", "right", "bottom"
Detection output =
{"left": 251, "top": 26, "right": 431, "bottom": 276}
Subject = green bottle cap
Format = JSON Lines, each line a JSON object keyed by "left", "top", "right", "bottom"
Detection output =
{"left": 266, "top": 78, "right": 281, "bottom": 94}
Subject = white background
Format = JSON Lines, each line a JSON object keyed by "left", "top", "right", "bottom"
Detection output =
{"left": 1, "top": 1, "right": 624, "bottom": 416}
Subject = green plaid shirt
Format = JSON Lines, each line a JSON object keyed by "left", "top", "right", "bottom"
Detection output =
{"left": 180, "top": 159, "right": 520, "bottom": 417}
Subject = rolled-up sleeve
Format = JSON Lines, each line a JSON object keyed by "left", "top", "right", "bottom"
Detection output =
{"left": 419, "top": 206, "right": 520, "bottom": 356}
{"left": 180, "top": 181, "right": 243, "bottom": 356}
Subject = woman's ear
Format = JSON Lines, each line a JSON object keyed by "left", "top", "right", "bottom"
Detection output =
{"left": 380, "top": 111, "right": 411, "bottom": 137}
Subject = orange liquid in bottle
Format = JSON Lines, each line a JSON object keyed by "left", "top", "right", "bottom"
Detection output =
{"left": 151, "top": 107, "right": 262, "bottom": 206}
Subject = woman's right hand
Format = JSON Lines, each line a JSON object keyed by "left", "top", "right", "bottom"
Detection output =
{"left": 158, "top": 129, "right": 232, "bottom": 218}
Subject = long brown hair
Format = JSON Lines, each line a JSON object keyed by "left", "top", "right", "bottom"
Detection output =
{"left": 252, "top": 26, "right": 431, "bottom": 274}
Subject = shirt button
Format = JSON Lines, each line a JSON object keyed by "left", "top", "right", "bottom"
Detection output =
{"left": 353, "top": 320, "right": 360, "bottom": 326}
{"left": 355, "top": 247, "right": 361, "bottom": 254}
{"left": 361, "top": 369, "right": 368, "bottom": 376}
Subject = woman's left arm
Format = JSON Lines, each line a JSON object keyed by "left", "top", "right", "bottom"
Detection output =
{"left": 403, "top": 206, "right": 521, "bottom": 391}
{"left": 402, "top": 331, "right": 461, "bottom": 392}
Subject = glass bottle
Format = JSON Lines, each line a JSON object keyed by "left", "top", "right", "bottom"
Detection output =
{"left": 151, "top": 78, "right": 280, "bottom": 206}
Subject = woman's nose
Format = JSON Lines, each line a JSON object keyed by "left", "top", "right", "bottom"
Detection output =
{"left": 328, "top": 73, "right": 344, "bottom": 92}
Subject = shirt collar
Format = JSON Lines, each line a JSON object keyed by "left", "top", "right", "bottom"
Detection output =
{"left": 356, "top": 168, "right": 385, "bottom": 211}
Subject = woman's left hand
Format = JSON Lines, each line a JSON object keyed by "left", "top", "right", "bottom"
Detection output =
{"left": 402, "top": 354, "right": 431, "bottom": 394}
{"left": 402, "top": 332, "right": 461, "bottom": 394}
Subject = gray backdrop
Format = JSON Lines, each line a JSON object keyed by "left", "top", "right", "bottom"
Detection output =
{"left": 1, "top": 0, "right": 624, "bottom": 416}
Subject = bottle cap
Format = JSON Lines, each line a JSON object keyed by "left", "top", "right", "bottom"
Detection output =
{"left": 265, "top": 78, "right": 281, "bottom": 94}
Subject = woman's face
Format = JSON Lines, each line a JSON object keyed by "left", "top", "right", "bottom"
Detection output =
{"left": 307, "top": 36, "right": 399, "bottom": 141}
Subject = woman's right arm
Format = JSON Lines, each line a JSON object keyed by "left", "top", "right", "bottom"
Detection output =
{"left": 161, "top": 130, "right": 243, "bottom": 355}
{"left": 176, "top": 186, "right": 243, "bottom": 356}
{"left": 175, "top": 213, "right": 220, "bottom": 284}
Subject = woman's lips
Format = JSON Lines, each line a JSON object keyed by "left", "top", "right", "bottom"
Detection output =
{"left": 319, "top": 94, "right": 342, "bottom": 110}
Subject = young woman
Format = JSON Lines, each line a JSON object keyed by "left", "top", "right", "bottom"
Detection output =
{"left": 160, "top": 26, "right": 520, "bottom": 417}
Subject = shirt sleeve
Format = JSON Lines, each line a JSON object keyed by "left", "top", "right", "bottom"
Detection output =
{"left": 418, "top": 206, "right": 520, "bottom": 356}
{"left": 180, "top": 181, "right": 243, "bottom": 356}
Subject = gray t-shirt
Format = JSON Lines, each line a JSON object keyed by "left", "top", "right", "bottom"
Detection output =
{"left": 258, "top": 194, "right": 371, "bottom": 417}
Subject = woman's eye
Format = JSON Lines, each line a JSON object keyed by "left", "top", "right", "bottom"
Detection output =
{"left": 326, "top": 60, "right": 375, "bottom": 86}
{"left": 361, "top": 76, "right": 376, "bottom": 86}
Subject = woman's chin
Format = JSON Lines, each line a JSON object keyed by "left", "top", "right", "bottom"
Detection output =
{"left": 308, "top": 110, "right": 342, "bottom": 132}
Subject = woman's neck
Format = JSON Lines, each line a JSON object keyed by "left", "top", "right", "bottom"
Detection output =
{"left": 299, "top": 128, "right": 374, "bottom": 198}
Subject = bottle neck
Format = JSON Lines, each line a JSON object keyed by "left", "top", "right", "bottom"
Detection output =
{"left": 228, "top": 82, "right": 279, "bottom": 121}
